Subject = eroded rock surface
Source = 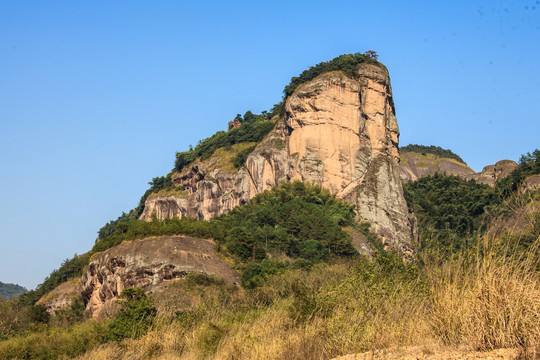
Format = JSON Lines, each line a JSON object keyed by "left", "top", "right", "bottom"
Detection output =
{"left": 468, "top": 160, "right": 518, "bottom": 186}
{"left": 141, "top": 63, "right": 413, "bottom": 253}
{"left": 399, "top": 152, "right": 475, "bottom": 183}
{"left": 36, "top": 280, "right": 81, "bottom": 314}
{"left": 81, "top": 236, "right": 240, "bottom": 317}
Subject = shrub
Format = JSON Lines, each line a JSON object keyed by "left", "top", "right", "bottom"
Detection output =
{"left": 102, "top": 288, "right": 157, "bottom": 342}
{"left": 282, "top": 53, "right": 377, "bottom": 98}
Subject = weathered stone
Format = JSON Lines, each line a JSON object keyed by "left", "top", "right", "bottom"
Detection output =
{"left": 140, "top": 64, "right": 414, "bottom": 253}
{"left": 468, "top": 160, "right": 518, "bottom": 186}
{"left": 36, "top": 280, "right": 81, "bottom": 314}
{"left": 81, "top": 236, "right": 240, "bottom": 317}
{"left": 228, "top": 119, "right": 242, "bottom": 130}
{"left": 400, "top": 152, "right": 475, "bottom": 183}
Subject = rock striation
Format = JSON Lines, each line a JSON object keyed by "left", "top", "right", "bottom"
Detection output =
{"left": 81, "top": 236, "right": 240, "bottom": 317}
{"left": 140, "top": 63, "right": 414, "bottom": 253}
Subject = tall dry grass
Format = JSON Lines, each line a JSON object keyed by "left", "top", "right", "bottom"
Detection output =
{"left": 63, "top": 237, "right": 540, "bottom": 359}
{"left": 428, "top": 237, "right": 540, "bottom": 357}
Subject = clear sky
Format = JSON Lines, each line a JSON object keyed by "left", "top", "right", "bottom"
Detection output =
{"left": 1, "top": 1, "right": 539, "bottom": 289}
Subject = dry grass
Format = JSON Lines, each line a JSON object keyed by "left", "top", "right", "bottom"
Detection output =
{"left": 428, "top": 237, "right": 540, "bottom": 357}
{"left": 12, "top": 237, "right": 540, "bottom": 360}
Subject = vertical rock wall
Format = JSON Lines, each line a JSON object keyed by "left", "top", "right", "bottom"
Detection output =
{"left": 140, "top": 63, "right": 413, "bottom": 253}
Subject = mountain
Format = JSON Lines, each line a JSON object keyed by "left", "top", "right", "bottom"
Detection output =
{"left": 399, "top": 144, "right": 475, "bottom": 182}
{"left": 141, "top": 58, "right": 413, "bottom": 254}
{"left": 0, "top": 281, "right": 27, "bottom": 299}
{"left": 2, "top": 55, "right": 538, "bottom": 360}
{"left": 399, "top": 144, "right": 519, "bottom": 186}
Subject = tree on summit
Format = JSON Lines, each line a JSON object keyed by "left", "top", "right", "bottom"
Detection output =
{"left": 365, "top": 50, "right": 379, "bottom": 59}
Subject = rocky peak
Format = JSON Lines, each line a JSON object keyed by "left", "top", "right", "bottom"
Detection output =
{"left": 140, "top": 62, "right": 414, "bottom": 253}
{"left": 468, "top": 160, "right": 518, "bottom": 186}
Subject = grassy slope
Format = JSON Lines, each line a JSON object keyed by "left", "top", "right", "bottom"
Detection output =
{"left": 1, "top": 236, "right": 538, "bottom": 359}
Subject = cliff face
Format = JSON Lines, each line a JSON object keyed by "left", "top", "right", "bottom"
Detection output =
{"left": 140, "top": 63, "right": 413, "bottom": 253}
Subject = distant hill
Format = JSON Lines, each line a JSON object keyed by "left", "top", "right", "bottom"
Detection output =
{"left": 0, "top": 281, "right": 27, "bottom": 299}
{"left": 399, "top": 144, "right": 474, "bottom": 182}
{"left": 400, "top": 144, "right": 466, "bottom": 164}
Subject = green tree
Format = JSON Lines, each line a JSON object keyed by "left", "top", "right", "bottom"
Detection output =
{"left": 103, "top": 288, "right": 157, "bottom": 342}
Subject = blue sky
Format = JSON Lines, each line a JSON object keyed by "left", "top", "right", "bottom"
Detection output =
{"left": 1, "top": 1, "right": 539, "bottom": 289}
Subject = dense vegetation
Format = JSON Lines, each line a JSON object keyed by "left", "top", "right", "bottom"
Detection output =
{"left": 174, "top": 111, "right": 277, "bottom": 173}
{"left": 400, "top": 144, "right": 466, "bottom": 164}
{"left": 93, "top": 181, "right": 358, "bottom": 288}
{"left": 282, "top": 53, "right": 378, "bottom": 98}
{"left": 0, "top": 282, "right": 26, "bottom": 300}
{"left": 403, "top": 148, "right": 540, "bottom": 254}
{"left": 403, "top": 174, "right": 496, "bottom": 252}
{"left": 497, "top": 149, "right": 540, "bottom": 197}
{"left": 102, "top": 288, "right": 157, "bottom": 343}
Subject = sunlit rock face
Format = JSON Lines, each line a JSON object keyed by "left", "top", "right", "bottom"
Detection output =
{"left": 81, "top": 236, "right": 240, "bottom": 317}
{"left": 467, "top": 160, "right": 518, "bottom": 186}
{"left": 141, "top": 63, "right": 414, "bottom": 253}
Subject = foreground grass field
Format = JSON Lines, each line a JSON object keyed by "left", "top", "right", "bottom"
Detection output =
{"left": 2, "top": 236, "right": 537, "bottom": 360}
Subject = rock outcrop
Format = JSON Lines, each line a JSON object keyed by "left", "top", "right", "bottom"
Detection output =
{"left": 36, "top": 279, "right": 81, "bottom": 314}
{"left": 399, "top": 153, "right": 520, "bottom": 188}
{"left": 81, "top": 236, "right": 240, "bottom": 317}
{"left": 468, "top": 160, "right": 518, "bottom": 186}
{"left": 140, "top": 63, "right": 413, "bottom": 253}
{"left": 400, "top": 152, "right": 475, "bottom": 183}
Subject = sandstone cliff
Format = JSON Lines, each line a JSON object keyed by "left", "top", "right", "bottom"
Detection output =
{"left": 140, "top": 63, "right": 413, "bottom": 253}
{"left": 81, "top": 236, "right": 240, "bottom": 317}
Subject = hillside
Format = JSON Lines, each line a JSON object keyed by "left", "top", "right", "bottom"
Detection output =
{"left": 399, "top": 144, "right": 475, "bottom": 182}
{"left": 0, "top": 56, "right": 538, "bottom": 360}
{"left": 0, "top": 282, "right": 26, "bottom": 300}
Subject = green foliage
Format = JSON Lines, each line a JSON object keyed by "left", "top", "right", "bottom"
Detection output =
{"left": 91, "top": 182, "right": 357, "bottom": 290}
{"left": 29, "top": 305, "right": 50, "bottom": 325}
{"left": 0, "top": 321, "right": 107, "bottom": 359}
{"left": 219, "top": 181, "right": 357, "bottom": 263}
{"left": 403, "top": 174, "right": 496, "bottom": 252}
{"left": 0, "top": 282, "right": 26, "bottom": 300}
{"left": 174, "top": 111, "right": 276, "bottom": 172}
{"left": 92, "top": 217, "right": 217, "bottom": 253}
{"left": 232, "top": 145, "right": 257, "bottom": 169}
{"left": 94, "top": 182, "right": 357, "bottom": 265}
{"left": 496, "top": 149, "right": 540, "bottom": 197}
{"left": 184, "top": 273, "right": 226, "bottom": 287}
{"left": 400, "top": 144, "right": 466, "bottom": 164}
{"left": 53, "top": 296, "right": 85, "bottom": 327}
{"left": 242, "top": 259, "right": 289, "bottom": 289}
{"left": 282, "top": 53, "right": 377, "bottom": 98}
{"left": 102, "top": 288, "right": 157, "bottom": 342}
